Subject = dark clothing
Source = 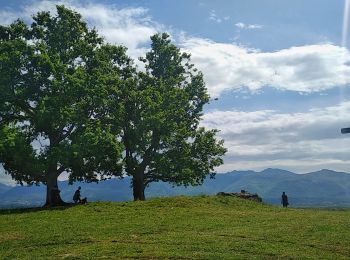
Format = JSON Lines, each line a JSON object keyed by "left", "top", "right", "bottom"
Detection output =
{"left": 281, "top": 194, "right": 289, "bottom": 207}
{"left": 73, "top": 189, "right": 81, "bottom": 203}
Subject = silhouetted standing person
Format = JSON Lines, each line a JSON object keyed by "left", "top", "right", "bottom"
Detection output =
{"left": 281, "top": 192, "right": 289, "bottom": 208}
{"left": 73, "top": 186, "right": 81, "bottom": 204}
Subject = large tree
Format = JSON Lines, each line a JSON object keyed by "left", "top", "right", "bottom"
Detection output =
{"left": 0, "top": 6, "right": 128, "bottom": 206}
{"left": 118, "top": 33, "right": 226, "bottom": 200}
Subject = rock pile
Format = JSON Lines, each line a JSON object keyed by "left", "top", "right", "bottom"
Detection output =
{"left": 217, "top": 190, "right": 262, "bottom": 203}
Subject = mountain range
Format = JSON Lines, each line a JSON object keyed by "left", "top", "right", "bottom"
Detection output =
{"left": 0, "top": 168, "right": 350, "bottom": 208}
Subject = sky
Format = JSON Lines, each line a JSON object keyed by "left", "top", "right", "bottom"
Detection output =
{"left": 0, "top": 0, "right": 350, "bottom": 182}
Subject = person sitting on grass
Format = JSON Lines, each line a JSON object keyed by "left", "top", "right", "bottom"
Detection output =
{"left": 73, "top": 186, "right": 88, "bottom": 204}
{"left": 73, "top": 186, "right": 82, "bottom": 204}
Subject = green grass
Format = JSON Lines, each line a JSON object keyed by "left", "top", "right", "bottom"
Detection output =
{"left": 0, "top": 196, "right": 349, "bottom": 259}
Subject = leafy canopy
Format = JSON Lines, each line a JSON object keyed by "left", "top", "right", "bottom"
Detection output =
{"left": 119, "top": 33, "right": 226, "bottom": 192}
{"left": 0, "top": 6, "right": 128, "bottom": 185}
{"left": 0, "top": 7, "right": 226, "bottom": 201}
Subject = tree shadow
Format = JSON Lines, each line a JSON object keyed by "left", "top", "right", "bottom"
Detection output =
{"left": 0, "top": 203, "right": 77, "bottom": 215}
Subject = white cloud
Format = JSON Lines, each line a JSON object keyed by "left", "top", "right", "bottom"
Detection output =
{"left": 1, "top": 0, "right": 161, "bottom": 61}
{"left": 181, "top": 38, "right": 350, "bottom": 97}
{"left": 72, "top": 5, "right": 159, "bottom": 51}
{"left": 4, "top": 1, "right": 350, "bottom": 98}
{"left": 235, "top": 22, "right": 262, "bottom": 30}
{"left": 0, "top": 166, "right": 16, "bottom": 186}
{"left": 209, "top": 10, "right": 222, "bottom": 23}
{"left": 208, "top": 10, "right": 231, "bottom": 23}
{"left": 202, "top": 102, "right": 350, "bottom": 172}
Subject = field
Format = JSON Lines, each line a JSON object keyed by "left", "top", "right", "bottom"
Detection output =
{"left": 0, "top": 196, "right": 349, "bottom": 259}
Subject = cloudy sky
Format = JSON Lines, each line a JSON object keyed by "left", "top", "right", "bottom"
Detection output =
{"left": 0, "top": 0, "right": 350, "bottom": 180}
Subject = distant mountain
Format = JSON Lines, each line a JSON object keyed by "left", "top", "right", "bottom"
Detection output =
{"left": 0, "top": 183, "right": 12, "bottom": 195}
{"left": 0, "top": 168, "right": 350, "bottom": 208}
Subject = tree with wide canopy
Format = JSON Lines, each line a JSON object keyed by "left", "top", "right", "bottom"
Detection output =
{"left": 0, "top": 6, "right": 129, "bottom": 206}
{"left": 117, "top": 33, "right": 227, "bottom": 200}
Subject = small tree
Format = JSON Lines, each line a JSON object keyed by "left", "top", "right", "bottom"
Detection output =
{"left": 0, "top": 6, "right": 128, "bottom": 206}
{"left": 118, "top": 33, "right": 226, "bottom": 200}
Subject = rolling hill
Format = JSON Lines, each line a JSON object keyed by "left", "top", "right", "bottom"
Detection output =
{"left": 0, "top": 196, "right": 349, "bottom": 259}
{"left": 0, "top": 168, "right": 349, "bottom": 208}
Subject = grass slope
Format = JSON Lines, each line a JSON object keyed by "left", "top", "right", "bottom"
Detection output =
{"left": 3, "top": 169, "right": 350, "bottom": 208}
{"left": 0, "top": 196, "right": 349, "bottom": 259}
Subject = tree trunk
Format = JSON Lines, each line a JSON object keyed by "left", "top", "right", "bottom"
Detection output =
{"left": 44, "top": 164, "right": 65, "bottom": 207}
{"left": 132, "top": 173, "right": 145, "bottom": 201}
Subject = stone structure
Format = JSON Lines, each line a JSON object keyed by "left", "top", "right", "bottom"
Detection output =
{"left": 217, "top": 191, "right": 263, "bottom": 203}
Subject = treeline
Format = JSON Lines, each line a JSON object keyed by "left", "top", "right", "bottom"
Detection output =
{"left": 0, "top": 6, "right": 226, "bottom": 206}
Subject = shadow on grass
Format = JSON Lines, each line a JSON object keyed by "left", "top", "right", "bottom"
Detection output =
{"left": 0, "top": 203, "right": 78, "bottom": 215}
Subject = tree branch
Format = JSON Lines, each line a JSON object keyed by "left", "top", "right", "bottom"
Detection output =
{"left": 144, "top": 169, "right": 172, "bottom": 185}
{"left": 140, "top": 129, "right": 160, "bottom": 170}
{"left": 0, "top": 113, "right": 27, "bottom": 126}
{"left": 57, "top": 165, "right": 65, "bottom": 174}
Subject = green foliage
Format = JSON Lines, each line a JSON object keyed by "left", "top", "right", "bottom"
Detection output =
{"left": 0, "top": 6, "right": 127, "bottom": 203}
{"left": 0, "top": 196, "right": 349, "bottom": 259}
{"left": 119, "top": 33, "right": 226, "bottom": 199}
{"left": 0, "top": 6, "right": 226, "bottom": 203}
{"left": 0, "top": 125, "right": 44, "bottom": 184}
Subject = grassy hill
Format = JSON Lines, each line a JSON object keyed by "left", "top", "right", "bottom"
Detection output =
{"left": 0, "top": 196, "right": 349, "bottom": 259}
{"left": 2, "top": 168, "right": 350, "bottom": 208}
